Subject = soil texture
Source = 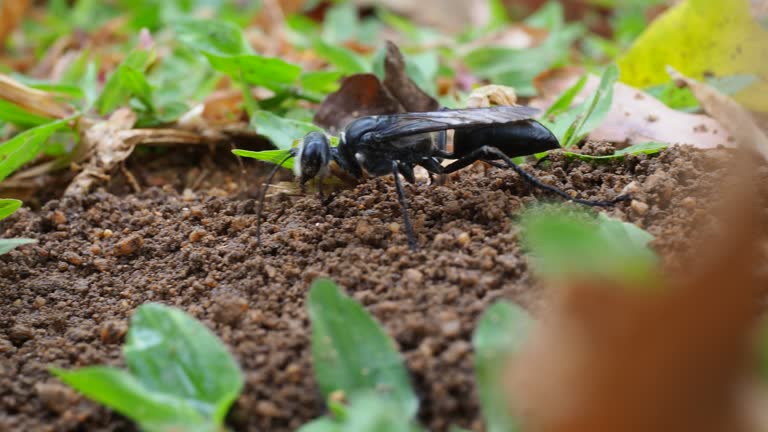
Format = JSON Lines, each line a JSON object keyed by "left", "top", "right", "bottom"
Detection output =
{"left": 1, "top": 145, "right": 765, "bottom": 431}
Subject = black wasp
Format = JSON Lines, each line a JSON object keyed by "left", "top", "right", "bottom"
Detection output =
{"left": 256, "top": 105, "right": 628, "bottom": 250}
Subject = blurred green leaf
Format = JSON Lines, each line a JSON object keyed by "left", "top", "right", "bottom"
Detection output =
{"left": 311, "top": 40, "right": 370, "bottom": 75}
{"left": 0, "top": 100, "right": 55, "bottom": 127}
{"left": 0, "top": 199, "right": 22, "bottom": 220}
{"left": 52, "top": 367, "right": 209, "bottom": 432}
{"left": 250, "top": 110, "right": 322, "bottom": 150}
{"left": 175, "top": 18, "right": 251, "bottom": 56}
{"left": 233, "top": 149, "right": 295, "bottom": 170}
{"left": 123, "top": 303, "right": 243, "bottom": 422}
{"left": 0, "top": 119, "right": 71, "bottom": 183}
{"left": 308, "top": 279, "right": 418, "bottom": 418}
{"left": 564, "top": 142, "right": 668, "bottom": 161}
{"left": 322, "top": 2, "right": 359, "bottom": 43}
{"left": 463, "top": 21, "right": 582, "bottom": 96}
{"left": 0, "top": 238, "right": 37, "bottom": 255}
{"left": 339, "top": 392, "right": 424, "bottom": 432}
{"left": 208, "top": 54, "right": 302, "bottom": 91}
{"left": 53, "top": 303, "right": 243, "bottom": 431}
{"left": 301, "top": 71, "right": 343, "bottom": 97}
{"left": 474, "top": 301, "right": 532, "bottom": 432}
{"left": 521, "top": 206, "right": 658, "bottom": 284}
{"left": 297, "top": 417, "right": 343, "bottom": 432}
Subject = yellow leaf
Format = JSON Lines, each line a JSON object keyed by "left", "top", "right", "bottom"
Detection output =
{"left": 618, "top": 0, "right": 768, "bottom": 112}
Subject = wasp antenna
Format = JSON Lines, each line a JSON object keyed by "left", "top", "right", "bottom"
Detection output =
{"left": 256, "top": 152, "right": 296, "bottom": 248}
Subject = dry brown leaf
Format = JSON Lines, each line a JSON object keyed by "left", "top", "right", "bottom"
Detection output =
{"left": 531, "top": 70, "right": 734, "bottom": 148}
{"left": 667, "top": 66, "right": 768, "bottom": 160}
{"left": 0, "top": 74, "right": 76, "bottom": 119}
{"left": 382, "top": 41, "right": 440, "bottom": 113}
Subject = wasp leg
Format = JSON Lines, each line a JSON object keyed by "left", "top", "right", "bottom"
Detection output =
{"left": 398, "top": 162, "right": 416, "bottom": 184}
{"left": 435, "top": 128, "right": 448, "bottom": 186}
{"left": 441, "top": 146, "right": 630, "bottom": 207}
{"left": 391, "top": 161, "right": 418, "bottom": 251}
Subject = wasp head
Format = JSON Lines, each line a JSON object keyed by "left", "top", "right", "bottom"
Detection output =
{"left": 294, "top": 131, "right": 332, "bottom": 187}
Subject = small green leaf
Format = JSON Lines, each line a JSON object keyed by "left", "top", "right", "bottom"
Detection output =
{"left": 521, "top": 206, "right": 658, "bottom": 284}
{"left": 0, "top": 199, "right": 22, "bottom": 220}
{"left": 322, "top": 2, "right": 359, "bottom": 44}
{"left": 0, "top": 119, "right": 72, "bottom": 182}
{"left": 96, "top": 49, "right": 156, "bottom": 115}
{"left": 0, "top": 238, "right": 37, "bottom": 255}
{"left": 301, "top": 71, "right": 343, "bottom": 95}
{"left": 123, "top": 303, "right": 244, "bottom": 423}
{"left": 563, "top": 142, "right": 669, "bottom": 161}
{"left": 52, "top": 367, "right": 208, "bottom": 432}
{"left": 308, "top": 279, "right": 418, "bottom": 418}
{"left": 473, "top": 301, "right": 532, "bottom": 432}
{"left": 545, "top": 74, "right": 588, "bottom": 117}
{"left": 340, "top": 392, "right": 424, "bottom": 432}
{"left": 560, "top": 64, "right": 619, "bottom": 148}
{"left": 233, "top": 149, "right": 295, "bottom": 170}
{"left": 205, "top": 54, "right": 302, "bottom": 91}
{"left": 175, "top": 19, "right": 251, "bottom": 56}
{"left": 0, "top": 99, "right": 54, "bottom": 127}
{"left": 311, "top": 40, "right": 370, "bottom": 75}
{"left": 296, "top": 417, "right": 343, "bottom": 432}
{"left": 250, "top": 110, "right": 322, "bottom": 151}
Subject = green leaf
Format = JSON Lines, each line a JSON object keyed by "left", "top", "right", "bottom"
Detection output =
{"left": 0, "top": 198, "right": 22, "bottom": 220}
{"left": 52, "top": 367, "right": 209, "bottom": 432}
{"left": 560, "top": 64, "right": 619, "bottom": 148}
{"left": 123, "top": 303, "right": 244, "bottom": 423}
{"left": 545, "top": 74, "right": 588, "bottom": 116}
{"left": 296, "top": 417, "right": 343, "bottom": 432}
{"left": 0, "top": 238, "right": 37, "bottom": 255}
{"left": 175, "top": 19, "right": 251, "bottom": 56}
{"left": 311, "top": 40, "right": 370, "bottom": 75}
{"left": 473, "top": 301, "right": 532, "bottom": 432}
{"left": 463, "top": 23, "right": 582, "bottom": 97}
{"left": 301, "top": 71, "right": 343, "bottom": 95}
{"left": 249, "top": 110, "right": 323, "bottom": 151}
{"left": 308, "top": 279, "right": 418, "bottom": 418}
{"left": 322, "top": 2, "right": 359, "bottom": 44}
{"left": 0, "top": 119, "right": 71, "bottom": 183}
{"left": 564, "top": 142, "right": 669, "bottom": 161}
{"left": 205, "top": 54, "right": 302, "bottom": 91}
{"left": 95, "top": 49, "right": 156, "bottom": 115}
{"left": 339, "top": 392, "right": 424, "bottom": 432}
{"left": 0, "top": 99, "right": 54, "bottom": 127}
{"left": 520, "top": 206, "right": 658, "bottom": 284}
{"left": 233, "top": 149, "right": 295, "bottom": 170}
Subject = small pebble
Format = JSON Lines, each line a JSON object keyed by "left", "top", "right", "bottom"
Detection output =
{"left": 403, "top": 268, "right": 424, "bottom": 284}
{"left": 189, "top": 229, "right": 206, "bottom": 242}
{"left": 48, "top": 210, "right": 67, "bottom": 225}
{"left": 631, "top": 200, "right": 649, "bottom": 215}
{"left": 457, "top": 232, "right": 470, "bottom": 247}
{"left": 61, "top": 252, "right": 83, "bottom": 266}
{"left": 113, "top": 234, "right": 144, "bottom": 256}
{"left": 255, "top": 400, "right": 281, "bottom": 417}
{"left": 681, "top": 197, "right": 697, "bottom": 209}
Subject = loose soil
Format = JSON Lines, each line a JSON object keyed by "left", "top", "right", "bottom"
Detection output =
{"left": 1, "top": 145, "right": 764, "bottom": 431}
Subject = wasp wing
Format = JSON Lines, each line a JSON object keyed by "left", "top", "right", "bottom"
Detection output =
{"left": 367, "top": 106, "right": 540, "bottom": 142}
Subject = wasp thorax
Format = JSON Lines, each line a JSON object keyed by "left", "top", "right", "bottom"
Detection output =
{"left": 295, "top": 131, "right": 332, "bottom": 184}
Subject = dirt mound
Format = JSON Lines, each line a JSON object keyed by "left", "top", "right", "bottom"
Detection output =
{"left": 0, "top": 145, "right": 748, "bottom": 431}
